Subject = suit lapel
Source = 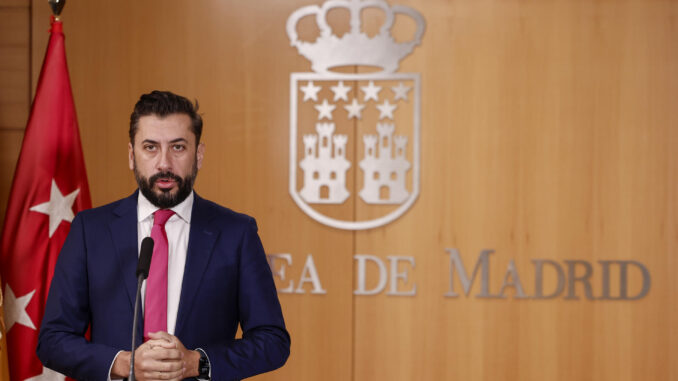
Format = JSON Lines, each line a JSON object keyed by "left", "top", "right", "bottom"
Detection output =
{"left": 175, "top": 194, "right": 218, "bottom": 337}
{"left": 109, "top": 191, "right": 142, "bottom": 340}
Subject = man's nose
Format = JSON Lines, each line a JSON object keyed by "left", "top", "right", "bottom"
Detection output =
{"left": 156, "top": 147, "right": 172, "bottom": 171}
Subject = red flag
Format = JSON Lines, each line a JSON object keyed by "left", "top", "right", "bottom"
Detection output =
{"left": 0, "top": 17, "right": 91, "bottom": 381}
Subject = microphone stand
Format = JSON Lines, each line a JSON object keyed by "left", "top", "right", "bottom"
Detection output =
{"left": 128, "top": 236, "right": 152, "bottom": 380}
{"left": 129, "top": 275, "right": 144, "bottom": 381}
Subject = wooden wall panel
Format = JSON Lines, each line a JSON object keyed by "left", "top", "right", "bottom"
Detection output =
{"left": 352, "top": 1, "right": 678, "bottom": 380}
{"left": 0, "top": 1, "right": 29, "bottom": 234}
{"left": 6, "top": 0, "right": 674, "bottom": 380}
{"left": 0, "top": 131, "right": 25, "bottom": 232}
{"left": 0, "top": 0, "right": 28, "bottom": 7}
{"left": 0, "top": 4, "right": 30, "bottom": 129}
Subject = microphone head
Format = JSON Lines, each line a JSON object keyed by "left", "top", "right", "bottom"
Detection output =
{"left": 136, "top": 237, "right": 155, "bottom": 279}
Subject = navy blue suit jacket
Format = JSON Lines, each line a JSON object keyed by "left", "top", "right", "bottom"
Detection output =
{"left": 37, "top": 191, "right": 290, "bottom": 380}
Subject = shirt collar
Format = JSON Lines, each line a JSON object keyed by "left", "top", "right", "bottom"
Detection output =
{"left": 137, "top": 190, "right": 194, "bottom": 223}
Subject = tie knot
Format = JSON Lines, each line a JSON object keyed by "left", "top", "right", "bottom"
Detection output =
{"left": 153, "top": 209, "right": 175, "bottom": 226}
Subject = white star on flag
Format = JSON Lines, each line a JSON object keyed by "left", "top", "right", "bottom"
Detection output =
{"left": 330, "top": 81, "right": 351, "bottom": 102}
{"left": 376, "top": 99, "right": 397, "bottom": 120}
{"left": 391, "top": 82, "right": 411, "bottom": 101}
{"left": 24, "top": 366, "right": 66, "bottom": 381}
{"left": 300, "top": 81, "right": 322, "bottom": 102}
{"left": 344, "top": 98, "right": 366, "bottom": 120}
{"left": 3, "top": 284, "right": 36, "bottom": 332}
{"left": 29, "top": 179, "right": 80, "bottom": 238}
{"left": 314, "top": 99, "right": 336, "bottom": 120}
{"left": 361, "top": 81, "right": 382, "bottom": 102}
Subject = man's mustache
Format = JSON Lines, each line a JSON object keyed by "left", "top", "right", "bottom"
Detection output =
{"left": 149, "top": 171, "right": 183, "bottom": 186}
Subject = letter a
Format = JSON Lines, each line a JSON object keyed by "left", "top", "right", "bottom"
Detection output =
{"left": 295, "top": 254, "right": 327, "bottom": 294}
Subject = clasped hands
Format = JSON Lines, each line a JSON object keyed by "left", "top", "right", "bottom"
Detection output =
{"left": 111, "top": 331, "right": 201, "bottom": 380}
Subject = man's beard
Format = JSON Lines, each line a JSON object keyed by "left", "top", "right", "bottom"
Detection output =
{"left": 134, "top": 160, "right": 197, "bottom": 209}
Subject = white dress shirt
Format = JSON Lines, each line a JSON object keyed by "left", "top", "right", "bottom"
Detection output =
{"left": 137, "top": 190, "right": 193, "bottom": 334}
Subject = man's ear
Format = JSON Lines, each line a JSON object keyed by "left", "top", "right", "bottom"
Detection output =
{"left": 196, "top": 142, "right": 205, "bottom": 170}
{"left": 128, "top": 142, "right": 134, "bottom": 170}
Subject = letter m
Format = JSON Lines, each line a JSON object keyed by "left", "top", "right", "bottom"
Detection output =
{"left": 444, "top": 248, "right": 496, "bottom": 298}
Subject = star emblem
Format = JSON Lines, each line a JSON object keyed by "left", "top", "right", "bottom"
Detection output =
{"left": 376, "top": 99, "right": 397, "bottom": 120}
{"left": 24, "top": 366, "right": 66, "bottom": 381}
{"left": 314, "top": 99, "right": 336, "bottom": 120}
{"left": 29, "top": 179, "right": 80, "bottom": 238}
{"left": 360, "top": 81, "right": 382, "bottom": 102}
{"left": 330, "top": 81, "right": 351, "bottom": 102}
{"left": 300, "top": 81, "right": 322, "bottom": 102}
{"left": 3, "top": 284, "right": 36, "bottom": 332}
{"left": 344, "top": 98, "right": 366, "bottom": 120}
{"left": 391, "top": 82, "right": 411, "bottom": 101}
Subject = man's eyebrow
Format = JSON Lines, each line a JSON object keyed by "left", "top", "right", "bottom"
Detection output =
{"left": 140, "top": 138, "right": 188, "bottom": 144}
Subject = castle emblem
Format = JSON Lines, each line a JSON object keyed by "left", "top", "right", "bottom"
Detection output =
{"left": 300, "top": 123, "right": 350, "bottom": 203}
{"left": 287, "top": 0, "right": 426, "bottom": 230}
{"left": 359, "top": 123, "right": 410, "bottom": 204}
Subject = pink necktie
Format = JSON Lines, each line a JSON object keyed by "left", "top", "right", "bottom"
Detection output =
{"left": 144, "top": 209, "right": 175, "bottom": 340}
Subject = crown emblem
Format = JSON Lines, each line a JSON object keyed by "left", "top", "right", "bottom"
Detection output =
{"left": 286, "top": 0, "right": 426, "bottom": 74}
{"left": 288, "top": 0, "right": 425, "bottom": 230}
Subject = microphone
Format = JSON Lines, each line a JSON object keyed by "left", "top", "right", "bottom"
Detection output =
{"left": 129, "top": 237, "right": 154, "bottom": 381}
{"left": 136, "top": 237, "right": 154, "bottom": 278}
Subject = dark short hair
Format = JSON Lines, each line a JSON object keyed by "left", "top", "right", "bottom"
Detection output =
{"left": 129, "top": 90, "right": 203, "bottom": 145}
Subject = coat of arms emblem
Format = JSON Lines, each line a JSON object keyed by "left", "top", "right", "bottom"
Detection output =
{"left": 287, "top": 0, "right": 426, "bottom": 230}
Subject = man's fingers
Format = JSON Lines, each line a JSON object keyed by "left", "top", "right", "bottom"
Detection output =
{"left": 145, "top": 338, "right": 177, "bottom": 349}
{"left": 164, "top": 367, "right": 186, "bottom": 381}
{"left": 148, "top": 331, "right": 174, "bottom": 342}
{"left": 136, "top": 339, "right": 174, "bottom": 355}
{"left": 136, "top": 332, "right": 190, "bottom": 380}
{"left": 136, "top": 359, "right": 183, "bottom": 372}
{"left": 139, "top": 348, "right": 183, "bottom": 362}
{"left": 135, "top": 344, "right": 183, "bottom": 372}
{"left": 139, "top": 367, "right": 185, "bottom": 381}
{"left": 151, "top": 348, "right": 184, "bottom": 360}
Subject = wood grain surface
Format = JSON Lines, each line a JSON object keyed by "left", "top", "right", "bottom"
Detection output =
{"left": 0, "top": 0, "right": 675, "bottom": 379}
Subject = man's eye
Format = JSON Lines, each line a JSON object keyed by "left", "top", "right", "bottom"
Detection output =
{"left": 144, "top": 145, "right": 157, "bottom": 151}
{"left": 173, "top": 145, "right": 186, "bottom": 151}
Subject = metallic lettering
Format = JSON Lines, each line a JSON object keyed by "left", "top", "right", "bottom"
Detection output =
{"left": 565, "top": 260, "right": 594, "bottom": 300}
{"left": 387, "top": 256, "right": 417, "bottom": 296}
{"left": 444, "top": 248, "right": 500, "bottom": 298}
{"left": 498, "top": 259, "right": 528, "bottom": 299}
{"left": 354, "top": 255, "right": 388, "bottom": 295}
{"left": 295, "top": 254, "right": 327, "bottom": 294}
{"left": 267, "top": 253, "right": 295, "bottom": 293}
{"left": 532, "top": 259, "right": 565, "bottom": 299}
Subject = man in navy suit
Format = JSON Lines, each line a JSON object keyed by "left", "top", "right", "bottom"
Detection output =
{"left": 37, "top": 91, "right": 290, "bottom": 380}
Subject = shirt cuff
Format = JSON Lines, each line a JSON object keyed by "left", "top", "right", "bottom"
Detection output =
{"left": 108, "top": 351, "right": 124, "bottom": 381}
